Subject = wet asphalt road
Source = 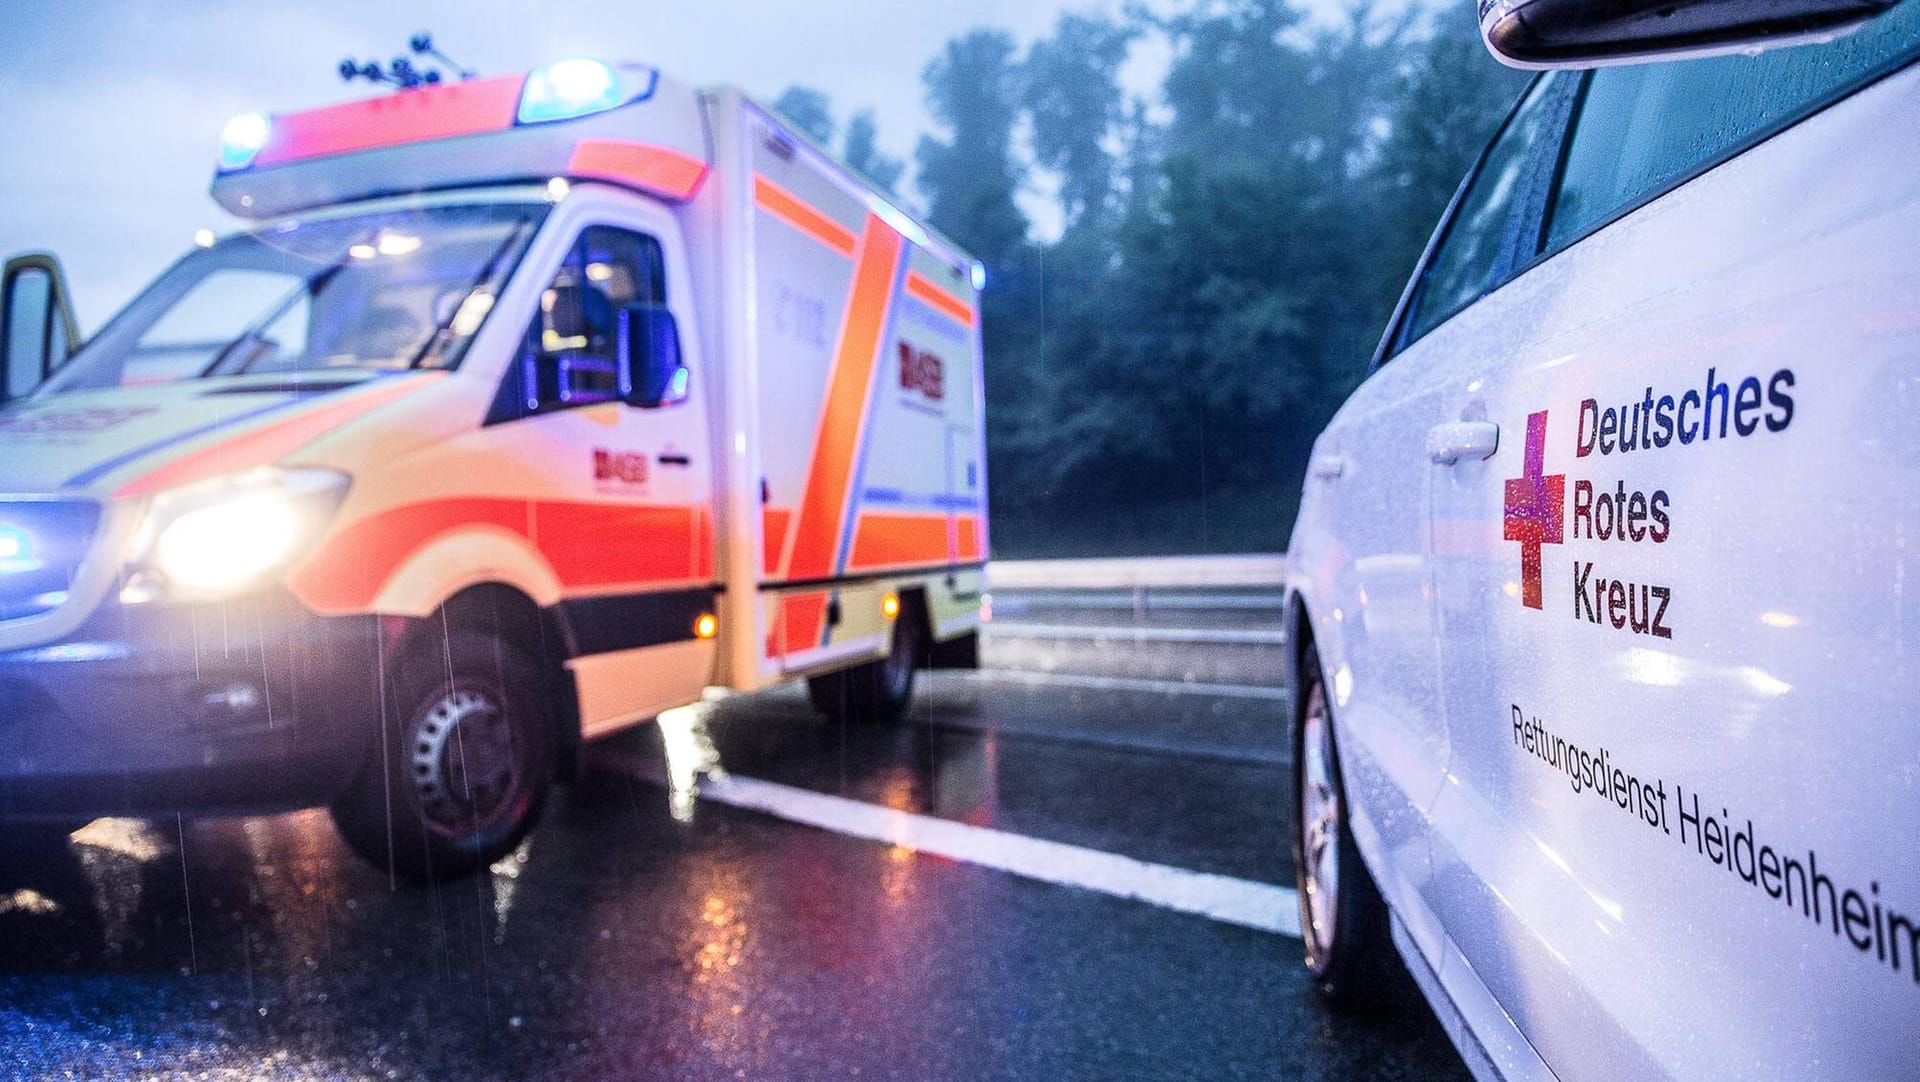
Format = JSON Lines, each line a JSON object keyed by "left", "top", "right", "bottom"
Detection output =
{"left": 0, "top": 664, "right": 1469, "bottom": 1081}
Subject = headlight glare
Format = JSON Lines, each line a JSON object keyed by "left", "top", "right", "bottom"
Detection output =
{"left": 122, "top": 467, "right": 349, "bottom": 604}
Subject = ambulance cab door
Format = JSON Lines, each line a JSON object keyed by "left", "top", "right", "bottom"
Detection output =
{"left": 495, "top": 198, "right": 716, "bottom": 738}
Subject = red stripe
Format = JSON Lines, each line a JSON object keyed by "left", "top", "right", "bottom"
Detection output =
{"left": 847, "top": 512, "right": 950, "bottom": 571}
{"left": 777, "top": 593, "right": 830, "bottom": 658}
{"left": 762, "top": 507, "right": 793, "bottom": 576}
{"left": 568, "top": 139, "right": 709, "bottom": 201}
{"left": 289, "top": 497, "right": 709, "bottom": 613}
{"left": 956, "top": 515, "right": 984, "bottom": 561}
{"left": 254, "top": 76, "right": 525, "bottom": 167}
{"left": 115, "top": 377, "right": 434, "bottom": 499}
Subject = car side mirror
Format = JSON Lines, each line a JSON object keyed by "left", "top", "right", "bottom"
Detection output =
{"left": 1479, "top": 0, "right": 1901, "bottom": 68}
{"left": 618, "top": 303, "right": 688, "bottom": 408}
{"left": 2, "top": 253, "right": 81, "bottom": 405}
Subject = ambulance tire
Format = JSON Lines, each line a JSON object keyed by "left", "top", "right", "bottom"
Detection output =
{"left": 332, "top": 631, "right": 553, "bottom": 883}
{"left": 806, "top": 610, "right": 922, "bottom": 724}
{"left": 1292, "top": 647, "right": 1400, "bottom": 1011}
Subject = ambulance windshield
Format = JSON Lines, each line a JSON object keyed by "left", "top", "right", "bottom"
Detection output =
{"left": 41, "top": 202, "right": 546, "bottom": 394}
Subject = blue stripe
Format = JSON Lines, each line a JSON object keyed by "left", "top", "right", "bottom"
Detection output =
{"left": 62, "top": 389, "right": 334, "bottom": 491}
{"left": 861, "top": 488, "right": 979, "bottom": 511}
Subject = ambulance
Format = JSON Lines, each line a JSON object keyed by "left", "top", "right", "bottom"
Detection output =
{"left": 0, "top": 59, "right": 988, "bottom": 879}
{"left": 1283, "top": 0, "right": 1916, "bottom": 1078}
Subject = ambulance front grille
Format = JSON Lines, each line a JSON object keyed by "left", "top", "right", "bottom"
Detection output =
{"left": 0, "top": 500, "right": 101, "bottom": 624}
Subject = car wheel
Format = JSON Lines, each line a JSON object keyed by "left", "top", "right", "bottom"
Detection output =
{"left": 332, "top": 630, "right": 552, "bottom": 882}
{"left": 806, "top": 604, "right": 922, "bottom": 724}
{"left": 1293, "top": 646, "right": 1398, "bottom": 1008}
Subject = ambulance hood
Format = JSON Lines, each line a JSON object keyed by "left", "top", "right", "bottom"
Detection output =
{"left": 0, "top": 372, "right": 425, "bottom": 498}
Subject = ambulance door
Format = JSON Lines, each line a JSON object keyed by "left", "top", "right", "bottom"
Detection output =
{"left": 1425, "top": 32, "right": 1920, "bottom": 1081}
{"left": 492, "top": 204, "right": 716, "bottom": 737}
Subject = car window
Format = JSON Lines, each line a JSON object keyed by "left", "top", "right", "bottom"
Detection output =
{"left": 1400, "top": 73, "right": 1576, "bottom": 346}
{"left": 509, "top": 225, "right": 667, "bottom": 415}
{"left": 1547, "top": 1, "right": 1920, "bottom": 250}
{"left": 5, "top": 266, "right": 52, "bottom": 396}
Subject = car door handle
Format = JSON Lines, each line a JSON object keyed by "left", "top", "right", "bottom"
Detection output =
{"left": 657, "top": 453, "right": 692, "bottom": 467}
{"left": 1309, "top": 454, "right": 1347, "bottom": 480}
{"left": 1427, "top": 422, "right": 1499, "bottom": 465}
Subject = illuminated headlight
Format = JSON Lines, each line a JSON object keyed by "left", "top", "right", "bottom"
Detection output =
{"left": 518, "top": 58, "right": 630, "bottom": 124}
{"left": 120, "top": 468, "right": 350, "bottom": 604}
{"left": 218, "top": 112, "right": 272, "bottom": 171}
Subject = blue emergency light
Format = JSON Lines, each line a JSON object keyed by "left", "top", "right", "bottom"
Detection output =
{"left": 218, "top": 112, "right": 272, "bottom": 171}
{"left": 518, "top": 58, "right": 631, "bottom": 124}
{"left": 0, "top": 523, "right": 42, "bottom": 575}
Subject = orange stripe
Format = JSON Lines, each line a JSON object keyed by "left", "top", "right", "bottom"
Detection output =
{"left": 787, "top": 216, "right": 904, "bottom": 583}
{"left": 782, "top": 216, "right": 905, "bottom": 651}
{"left": 956, "top": 515, "right": 984, "bottom": 561}
{"left": 115, "top": 376, "right": 435, "bottom": 499}
{"left": 754, "top": 176, "right": 858, "bottom": 257}
{"left": 289, "top": 497, "right": 710, "bottom": 613}
{"left": 255, "top": 76, "right": 525, "bottom": 167}
{"left": 762, "top": 507, "right": 793, "bottom": 575}
{"left": 905, "top": 271, "right": 974, "bottom": 327}
{"left": 569, "top": 139, "right": 709, "bottom": 201}
{"left": 847, "top": 512, "right": 950, "bottom": 571}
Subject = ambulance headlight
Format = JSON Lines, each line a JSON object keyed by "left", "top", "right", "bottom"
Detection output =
{"left": 121, "top": 468, "right": 350, "bottom": 604}
{"left": 518, "top": 59, "right": 628, "bottom": 124}
{"left": 218, "top": 112, "right": 272, "bottom": 171}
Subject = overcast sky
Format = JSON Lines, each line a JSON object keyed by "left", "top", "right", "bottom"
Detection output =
{"left": 0, "top": 0, "right": 1378, "bottom": 326}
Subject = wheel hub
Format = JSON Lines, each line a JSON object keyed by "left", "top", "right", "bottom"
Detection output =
{"left": 408, "top": 687, "right": 521, "bottom": 837}
{"left": 1299, "top": 682, "right": 1342, "bottom": 967}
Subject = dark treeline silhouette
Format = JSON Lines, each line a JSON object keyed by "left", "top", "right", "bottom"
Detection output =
{"left": 777, "top": 0, "right": 1526, "bottom": 556}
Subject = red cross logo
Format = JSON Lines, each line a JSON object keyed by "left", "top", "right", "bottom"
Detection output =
{"left": 1502, "top": 410, "right": 1564, "bottom": 610}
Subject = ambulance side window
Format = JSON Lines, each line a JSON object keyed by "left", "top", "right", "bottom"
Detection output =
{"left": 505, "top": 226, "right": 667, "bottom": 418}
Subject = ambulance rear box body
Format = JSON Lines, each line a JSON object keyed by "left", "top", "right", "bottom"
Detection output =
{"left": 0, "top": 62, "right": 988, "bottom": 876}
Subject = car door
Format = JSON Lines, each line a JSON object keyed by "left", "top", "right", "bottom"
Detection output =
{"left": 476, "top": 204, "right": 717, "bottom": 737}
{"left": 1289, "top": 84, "right": 1567, "bottom": 968}
{"left": 1294, "top": 74, "right": 1581, "bottom": 976}
{"left": 1423, "top": 18, "right": 1920, "bottom": 1082}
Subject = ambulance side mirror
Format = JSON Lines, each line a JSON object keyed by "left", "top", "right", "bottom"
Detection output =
{"left": 1479, "top": 0, "right": 1901, "bottom": 67}
{"left": 619, "top": 304, "right": 688, "bottom": 409}
{"left": 1, "top": 253, "right": 81, "bottom": 405}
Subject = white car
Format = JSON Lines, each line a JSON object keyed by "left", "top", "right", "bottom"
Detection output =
{"left": 1283, "top": 1, "right": 1919, "bottom": 1079}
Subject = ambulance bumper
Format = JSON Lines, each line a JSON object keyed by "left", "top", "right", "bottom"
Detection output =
{"left": 0, "top": 594, "right": 383, "bottom": 820}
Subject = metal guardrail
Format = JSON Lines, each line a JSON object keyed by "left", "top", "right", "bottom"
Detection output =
{"left": 983, "top": 554, "right": 1290, "bottom": 645}
{"left": 986, "top": 554, "right": 1287, "bottom": 591}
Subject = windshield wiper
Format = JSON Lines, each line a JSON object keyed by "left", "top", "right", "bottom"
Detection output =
{"left": 199, "top": 261, "right": 347, "bottom": 379}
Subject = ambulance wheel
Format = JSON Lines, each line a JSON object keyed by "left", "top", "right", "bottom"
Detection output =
{"left": 332, "top": 631, "right": 552, "bottom": 883}
{"left": 1293, "top": 647, "right": 1398, "bottom": 1010}
{"left": 807, "top": 608, "right": 922, "bottom": 724}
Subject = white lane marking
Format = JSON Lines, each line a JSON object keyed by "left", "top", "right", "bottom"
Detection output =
{"left": 636, "top": 762, "right": 1300, "bottom": 937}
{"left": 986, "top": 622, "right": 1287, "bottom": 645}
{"left": 946, "top": 668, "right": 1291, "bottom": 702}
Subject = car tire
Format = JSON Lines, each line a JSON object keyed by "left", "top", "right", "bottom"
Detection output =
{"left": 1292, "top": 646, "right": 1400, "bottom": 1009}
{"left": 332, "top": 630, "right": 553, "bottom": 882}
{"left": 806, "top": 605, "right": 922, "bottom": 724}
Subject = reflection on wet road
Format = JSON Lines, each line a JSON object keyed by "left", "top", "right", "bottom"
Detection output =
{"left": 0, "top": 673, "right": 1469, "bottom": 1081}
